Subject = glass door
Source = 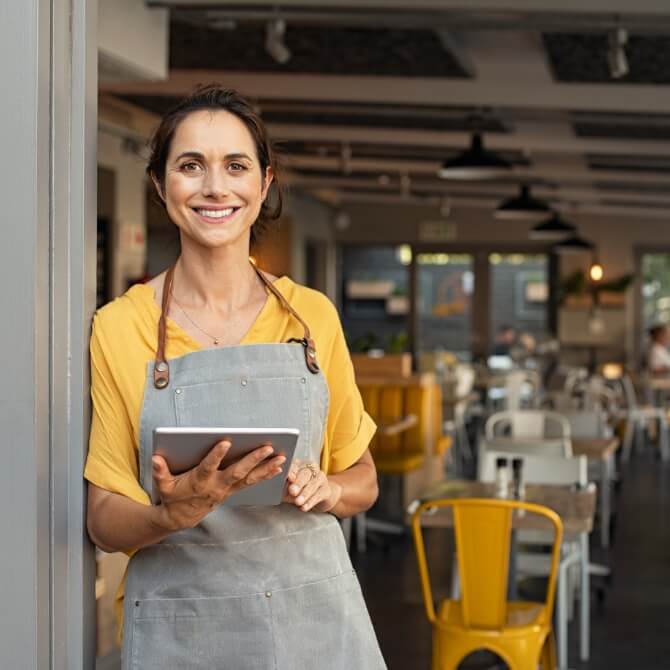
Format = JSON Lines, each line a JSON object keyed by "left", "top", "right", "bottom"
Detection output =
{"left": 488, "top": 253, "right": 549, "bottom": 359}
{"left": 416, "top": 252, "right": 474, "bottom": 362}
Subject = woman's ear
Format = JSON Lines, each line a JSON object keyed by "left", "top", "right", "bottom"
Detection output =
{"left": 151, "top": 174, "right": 166, "bottom": 203}
{"left": 261, "top": 166, "right": 274, "bottom": 202}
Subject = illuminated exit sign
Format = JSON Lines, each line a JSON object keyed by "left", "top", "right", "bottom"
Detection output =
{"left": 418, "top": 221, "right": 457, "bottom": 242}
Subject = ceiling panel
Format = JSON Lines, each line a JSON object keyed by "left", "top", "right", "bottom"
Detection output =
{"left": 119, "top": 94, "right": 508, "bottom": 132}
{"left": 169, "top": 18, "right": 472, "bottom": 78}
{"left": 575, "top": 122, "right": 670, "bottom": 141}
{"left": 544, "top": 33, "right": 670, "bottom": 84}
{"left": 587, "top": 152, "right": 670, "bottom": 173}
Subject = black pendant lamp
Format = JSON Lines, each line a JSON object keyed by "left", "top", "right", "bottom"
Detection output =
{"left": 438, "top": 132, "right": 512, "bottom": 180}
{"left": 529, "top": 213, "right": 577, "bottom": 240}
{"left": 495, "top": 184, "right": 551, "bottom": 220}
{"left": 553, "top": 234, "right": 594, "bottom": 254}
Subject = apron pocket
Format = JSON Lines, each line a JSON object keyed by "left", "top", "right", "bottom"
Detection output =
{"left": 127, "top": 594, "right": 273, "bottom": 670}
{"left": 272, "top": 570, "right": 386, "bottom": 670}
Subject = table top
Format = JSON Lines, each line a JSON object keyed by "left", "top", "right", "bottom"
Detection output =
{"left": 414, "top": 479, "right": 596, "bottom": 534}
{"left": 648, "top": 376, "right": 670, "bottom": 391}
{"left": 486, "top": 435, "right": 620, "bottom": 461}
{"left": 572, "top": 437, "right": 620, "bottom": 460}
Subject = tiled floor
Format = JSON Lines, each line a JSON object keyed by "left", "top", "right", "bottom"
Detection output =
{"left": 354, "top": 451, "right": 670, "bottom": 670}
{"left": 96, "top": 451, "right": 670, "bottom": 670}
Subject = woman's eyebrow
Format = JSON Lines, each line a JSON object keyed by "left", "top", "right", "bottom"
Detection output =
{"left": 174, "top": 151, "right": 205, "bottom": 162}
{"left": 173, "top": 151, "right": 253, "bottom": 162}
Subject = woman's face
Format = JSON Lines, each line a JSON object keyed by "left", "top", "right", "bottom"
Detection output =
{"left": 159, "top": 109, "right": 273, "bottom": 251}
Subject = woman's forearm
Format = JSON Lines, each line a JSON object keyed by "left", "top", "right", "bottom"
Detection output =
{"left": 87, "top": 485, "right": 175, "bottom": 553}
{"left": 326, "top": 454, "right": 379, "bottom": 518}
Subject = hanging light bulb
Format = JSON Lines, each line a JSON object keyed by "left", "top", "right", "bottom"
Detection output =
{"left": 589, "top": 261, "right": 604, "bottom": 282}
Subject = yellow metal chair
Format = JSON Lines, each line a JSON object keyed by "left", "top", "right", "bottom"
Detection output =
{"left": 411, "top": 498, "right": 562, "bottom": 670}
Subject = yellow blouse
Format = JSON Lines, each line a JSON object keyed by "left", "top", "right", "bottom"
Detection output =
{"left": 84, "top": 276, "right": 376, "bottom": 638}
{"left": 85, "top": 276, "right": 376, "bottom": 499}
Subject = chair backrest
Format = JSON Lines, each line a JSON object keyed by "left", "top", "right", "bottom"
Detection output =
{"left": 619, "top": 374, "right": 640, "bottom": 411}
{"left": 411, "top": 498, "right": 562, "bottom": 630}
{"left": 504, "top": 369, "right": 541, "bottom": 411}
{"left": 561, "top": 409, "right": 612, "bottom": 439}
{"left": 454, "top": 363, "right": 476, "bottom": 398}
{"left": 485, "top": 409, "right": 571, "bottom": 443}
{"left": 359, "top": 382, "right": 435, "bottom": 459}
{"left": 478, "top": 448, "right": 588, "bottom": 486}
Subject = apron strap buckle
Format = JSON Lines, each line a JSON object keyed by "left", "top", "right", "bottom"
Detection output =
{"left": 288, "top": 337, "right": 320, "bottom": 374}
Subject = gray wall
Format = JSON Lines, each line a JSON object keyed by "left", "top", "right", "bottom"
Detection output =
{"left": 0, "top": 1, "right": 97, "bottom": 668}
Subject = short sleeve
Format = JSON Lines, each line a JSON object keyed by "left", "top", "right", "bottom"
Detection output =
{"left": 84, "top": 315, "right": 150, "bottom": 505}
{"left": 320, "top": 304, "right": 376, "bottom": 474}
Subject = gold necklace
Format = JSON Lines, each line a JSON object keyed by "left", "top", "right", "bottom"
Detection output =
{"left": 171, "top": 293, "right": 225, "bottom": 346}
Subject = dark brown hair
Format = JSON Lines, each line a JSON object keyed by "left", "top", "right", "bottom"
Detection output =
{"left": 649, "top": 324, "right": 667, "bottom": 340}
{"left": 146, "top": 85, "right": 283, "bottom": 244}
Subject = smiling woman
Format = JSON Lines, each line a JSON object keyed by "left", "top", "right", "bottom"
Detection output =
{"left": 84, "top": 85, "right": 386, "bottom": 670}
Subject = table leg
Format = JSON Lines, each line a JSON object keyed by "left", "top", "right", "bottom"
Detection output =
{"left": 659, "top": 417, "right": 670, "bottom": 462}
{"left": 600, "top": 455, "right": 613, "bottom": 548}
{"left": 557, "top": 556, "right": 568, "bottom": 670}
{"left": 507, "top": 528, "right": 518, "bottom": 600}
{"left": 580, "top": 533, "right": 590, "bottom": 662}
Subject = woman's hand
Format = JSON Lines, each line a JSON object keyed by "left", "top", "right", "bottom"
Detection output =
{"left": 283, "top": 459, "right": 342, "bottom": 513}
{"left": 151, "top": 440, "right": 286, "bottom": 531}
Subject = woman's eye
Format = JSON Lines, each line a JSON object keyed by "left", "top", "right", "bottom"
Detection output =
{"left": 180, "top": 161, "right": 202, "bottom": 172}
{"left": 229, "top": 162, "right": 247, "bottom": 172}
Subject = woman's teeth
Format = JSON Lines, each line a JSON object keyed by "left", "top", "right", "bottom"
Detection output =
{"left": 197, "top": 208, "right": 234, "bottom": 219}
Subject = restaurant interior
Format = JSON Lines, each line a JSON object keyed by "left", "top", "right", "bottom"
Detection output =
{"left": 96, "top": 1, "right": 670, "bottom": 668}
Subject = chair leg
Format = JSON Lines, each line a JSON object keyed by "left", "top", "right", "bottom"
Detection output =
{"left": 456, "top": 420, "right": 473, "bottom": 462}
{"left": 556, "top": 560, "right": 568, "bottom": 670}
{"left": 541, "top": 633, "right": 557, "bottom": 670}
{"left": 622, "top": 418, "right": 634, "bottom": 463}
{"left": 340, "top": 516, "right": 352, "bottom": 552}
{"left": 659, "top": 417, "right": 670, "bottom": 462}
{"left": 355, "top": 512, "right": 366, "bottom": 553}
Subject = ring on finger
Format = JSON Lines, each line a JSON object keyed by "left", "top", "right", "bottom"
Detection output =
{"left": 299, "top": 463, "right": 319, "bottom": 480}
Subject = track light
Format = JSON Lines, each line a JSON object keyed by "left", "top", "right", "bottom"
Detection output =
{"left": 608, "top": 28, "right": 628, "bottom": 79}
{"left": 438, "top": 133, "right": 511, "bottom": 180}
{"left": 265, "top": 19, "right": 291, "bottom": 65}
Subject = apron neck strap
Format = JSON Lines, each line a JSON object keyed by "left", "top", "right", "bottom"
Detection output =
{"left": 153, "top": 262, "right": 319, "bottom": 390}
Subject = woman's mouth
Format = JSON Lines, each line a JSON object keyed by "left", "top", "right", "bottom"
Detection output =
{"left": 193, "top": 206, "right": 239, "bottom": 223}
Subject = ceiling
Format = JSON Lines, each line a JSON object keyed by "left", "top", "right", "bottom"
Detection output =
{"left": 100, "top": 0, "right": 670, "bottom": 220}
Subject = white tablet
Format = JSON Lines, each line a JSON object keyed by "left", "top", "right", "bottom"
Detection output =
{"left": 151, "top": 427, "right": 300, "bottom": 506}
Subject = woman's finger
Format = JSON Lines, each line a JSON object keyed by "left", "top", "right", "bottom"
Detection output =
{"left": 299, "top": 486, "right": 329, "bottom": 512}
{"left": 222, "top": 444, "right": 276, "bottom": 484}
{"left": 152, "top": 455, "right": 175, "bottom": 495}
{"left": 193, "top": 440, "right": 231, "bottom": 484}
{"left": 293, "top": 472, "right": 324, "bottom": 507}
{"left": 243, "top": 454, "right": 286, "bottom": 485}
{"left": 287, "top": 464, "right": 315, "bottom": 498}
{"left": 285, "top": 458, "right": 303, "bottom": 484}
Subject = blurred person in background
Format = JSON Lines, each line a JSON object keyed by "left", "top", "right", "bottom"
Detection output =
{"left": 647, "top": 323, "right": 670, "bottom": 375}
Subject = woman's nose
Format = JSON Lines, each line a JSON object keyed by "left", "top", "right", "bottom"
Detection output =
{"left": 201, "top": 168, "right": 230, "bottom": 197}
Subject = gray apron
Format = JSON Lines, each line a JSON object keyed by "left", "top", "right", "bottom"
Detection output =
{"left": 121, "top": 266, "right": 386, "bottom": 670}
